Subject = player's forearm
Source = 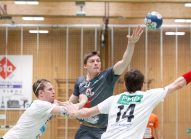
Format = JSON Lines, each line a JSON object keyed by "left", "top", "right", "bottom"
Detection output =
{"left": 69, "top": 94, "right": 79, "bottom": 104}
{"left": 75, "top": 100, "right": 87, "bottom": 109}
{"left": 171, "top": 77, "right": 186, "bottom": 90}
{"left": 72, "top": 108, "right": 91, "bottom": 118}
{"left": 77, "top": 94, "right": 88, "bottom": 109}
{"left": 113, "top": 43, "right": 135, "bottom": 75}
{"left": 167, "top": 76, "right": 186, "bottom": 96}
{"left": 121, "top": 42, "right": 135, "bottom": 65}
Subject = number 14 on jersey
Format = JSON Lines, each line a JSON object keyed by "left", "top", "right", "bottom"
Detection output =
{"left": 116, "top": 104, "right": 136, "bottom": 122}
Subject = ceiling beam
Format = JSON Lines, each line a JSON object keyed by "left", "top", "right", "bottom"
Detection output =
{"left": 1, "top": 2, "right": 191, "bottom": 18}
{"left": 0, "top": 1, "right": 190, "bottom": 24}
{"left": 1, "top": 0, "right": 191, "bottom": 3}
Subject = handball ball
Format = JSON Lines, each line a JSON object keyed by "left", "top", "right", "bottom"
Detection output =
{"left": 144, "top": 11, "right": 163, "bottom": 30}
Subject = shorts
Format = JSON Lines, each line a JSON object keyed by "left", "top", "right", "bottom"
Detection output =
{"left": 75, "top": 124, "right": 106, "bottom": 139}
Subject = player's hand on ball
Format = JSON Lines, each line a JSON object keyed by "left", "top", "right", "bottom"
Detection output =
{"left": 127, "top": 25, "right": 143, "bottom": 44}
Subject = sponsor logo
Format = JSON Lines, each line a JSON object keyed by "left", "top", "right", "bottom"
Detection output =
{"left": 40, "top": 125, "right": 46, "bottom": 134}
{"left": 79, "top": 83, "right": 83, "bottom": 87}
{"left": 0, "top": 57, "right": 16, "bottom": 79}
{"left": 83, "top": 115, "right": 99, "bottom": 124}
{"left": 86, "top": 88, "right": 94, "bottom": 97}
{"left": 111, "top": 123, "right": 133, "bottom": 128}
{"left": 92, "top": 79, "right": 99, "bottom": 84}
{"left": 36, "top": 116, "right": 51, "bottom": 138}
{"left": 84, "top": 82, "right": 91, "bottom": 88}
{"left": 36, "top": 134, "right": 41, "bottom": 139}
{"left": 117, "top": 94, "right": 143, "bottom": 105}
{"left": 84, "top": 98, "right": 91, "bottom": 108}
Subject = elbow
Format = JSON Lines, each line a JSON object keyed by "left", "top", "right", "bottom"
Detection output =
{"left": 175, "top": 83, "right": 184, "bottom": 90}
{"left": 82, "top": 111, "right": 92, "bottom": 118}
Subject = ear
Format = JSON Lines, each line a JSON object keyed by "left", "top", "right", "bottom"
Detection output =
{"left": 141, "top": 83, "right": 144, "bottom": 90}
{"left": 84, "top": 64, "right": 87, "bottom": 70}
{"left": 38, "top": 90, "right": 43, "bottom": 97}
{"left": 124, "top": 82, "right": 126, "bottom": 88}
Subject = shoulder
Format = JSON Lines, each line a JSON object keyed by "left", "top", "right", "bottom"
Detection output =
{"left": 33, "top": 100, "right": 54, "bottom": 107}
{"left": 152, "top": 113, "right": 158, "bottom": 119}
{"left": 151, "top": 113, "right": 158, "bottom": 120}
{"left": 77, "top": 76, "right": 85, "bottom": 81}
{"left": 100, "top": 67, "right": 114, "bottom": 76}
{"left": 31, "top": 100, "right": 56, "bottom": 114}
{"left": 75, "top": 76, "right": 85, "bottom": 83}
{"left": 103, "top": 67, "right": 113, "bottom": 73}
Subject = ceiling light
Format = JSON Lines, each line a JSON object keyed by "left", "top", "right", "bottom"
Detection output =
{"left": 76, "top": 2, "right": 86, "bottom": 16}
{"left": 185, "top": 3, "right": 191, "bottom": 7}
{"left": 174, "top": 19, "right": 191, "bottom": 23}
{"left": 15, "top": 1, "right": 27, "bottom": 4}
{"left": 186, "top": 19, "right": 191, "bottom": 22}
{"left": 176, "top": 32, "right": 185, "bottom": 35}
{"left": 33, "top": 17, "right": 44, "bottom": 20}
{"left": 29, "top": 30, "right": 38, "bottom": 33}
{"left": 15, "top": 1, "right": 39, "bottom": 5}
{"left": 22, "top": 17, "right": 44, "bottom": 21}
{"left": 165, "top": 32, "right": 185, "bottom": 35}
{"left": 165, "top": 32, "right": 175, "bottom": 35}
{"left": 29, "top": 30, "right": 48, "bottom": 33}
{"left": 26, "top": 1, "right": 39, "bottom": 5}
{"left": 22, "top": 17, "right": 33, "bottom": 20}
{"left": 174, "top": 19, "right": 185, "bottom": 22}
{"left": 39, "top": 30, "right": 48, "bottom": 33}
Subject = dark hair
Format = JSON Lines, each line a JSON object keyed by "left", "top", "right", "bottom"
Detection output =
{"left": 32, "top": 79, "right": 50, "bottom": 98}
{"left": 84, "top": 51, "right": 100, "bottom": 64}
{"left": 124, "top": 69, "right": 145, "bottom": 93}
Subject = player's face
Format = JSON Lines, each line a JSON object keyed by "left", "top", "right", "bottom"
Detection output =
{"left": 42, "top": 82, "right": 55, "bottom": 103}
{"left": 84, "top": 55, "right": 101, "bottom": 75}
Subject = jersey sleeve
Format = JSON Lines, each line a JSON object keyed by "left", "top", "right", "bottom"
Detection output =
{"left": 34, "top": 101, "right": 57, "bottom": 116}
{"left": 73, "top": 78, "right": 80, "bottom": 96}
{"left": 146, "top": 86, "right": 168, "bottom": 107}
{"left": 97, "top": 96, "right": 115, "bottom": 114}
{"left": 104, "top": 67, "right": 121, "bottom": 86}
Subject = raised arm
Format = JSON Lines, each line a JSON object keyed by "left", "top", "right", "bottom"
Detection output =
{"left": 113, "top": 25, "right": 143, "bottom": 75}
{"left": 166, "top": 71, "right": 191, "bottom": 97}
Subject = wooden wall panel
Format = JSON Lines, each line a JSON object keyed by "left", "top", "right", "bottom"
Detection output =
{"left": 0, "top": 26, "right": 191, "bottom": 138}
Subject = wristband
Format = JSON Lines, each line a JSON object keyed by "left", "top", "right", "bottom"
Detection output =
{"left": 182, "top": 70, "right": 191, "bottom": 85}
{"left": 60, "top": 107, "right": 70, "bottom": 117}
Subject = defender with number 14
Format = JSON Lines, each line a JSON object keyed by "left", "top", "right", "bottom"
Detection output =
{"left": 64, "top": 69, "right": 191, "bottom": 139}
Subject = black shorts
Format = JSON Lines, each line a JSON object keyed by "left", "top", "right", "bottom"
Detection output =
{"left": 75, "top": 124, "right": 106, "bottom": 139}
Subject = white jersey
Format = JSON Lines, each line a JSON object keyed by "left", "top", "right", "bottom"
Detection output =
{"left": 98, "top": 87, "right": 168, "bottom": 139}
{"left": 3, "top": 100, "right": 56, "bottom": 139}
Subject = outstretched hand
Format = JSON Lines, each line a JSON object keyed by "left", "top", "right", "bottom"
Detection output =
{"left": 63, "top": 102, "right": 78, "bottom": 116}
{"left": 127, "top": 25, "right": 144, "bottom": 44}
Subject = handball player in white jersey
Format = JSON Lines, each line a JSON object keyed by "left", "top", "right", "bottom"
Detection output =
{"left": 64, "top": 69, "right": 191, "bottom": 139}
{"left": 2, "top": 79, "right": 80, "bottom": 139}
